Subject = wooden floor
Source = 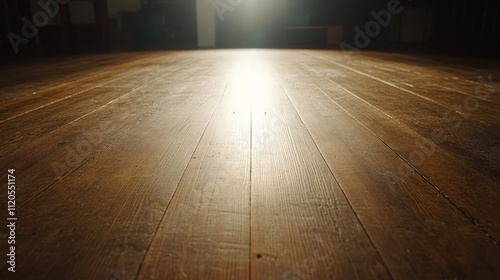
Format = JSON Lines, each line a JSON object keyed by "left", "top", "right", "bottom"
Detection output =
{"left": 0, "top": 49, "right": 499, "bottom": 279}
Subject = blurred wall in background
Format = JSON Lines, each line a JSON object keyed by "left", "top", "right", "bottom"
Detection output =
{"left": 1, "top": 0, "right": 499, "bottom": 58}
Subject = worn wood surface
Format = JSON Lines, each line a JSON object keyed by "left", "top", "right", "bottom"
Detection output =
{"left": 0, "top": 49, "right": 498, "bottom": 279}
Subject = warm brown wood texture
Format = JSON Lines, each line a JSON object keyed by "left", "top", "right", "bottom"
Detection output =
{"left": 0, "top": 50, "right": 499, "bottom": 280}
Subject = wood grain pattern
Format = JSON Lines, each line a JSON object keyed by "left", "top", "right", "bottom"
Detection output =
{"left": 139, "top": 68, "right": 250, "bottom": 280}
{"left": 293, "top": 51, "right": 500, "bottom": 240}
{"left": 248, "top": 54, "right": 390, "bottom": 279}
{"left": 277, "top": 51, "right": 500, "bottom": 278}
{"left": 0, "top": 49, "right": 498, "bottom": 280}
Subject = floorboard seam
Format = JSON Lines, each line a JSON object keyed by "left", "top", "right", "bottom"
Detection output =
{"left": 392, "top": 152, "right": 500, "bottom": 248}
{"left": 304, "top": 51, "right": 463, "bottom": 117}
{"left": 249, "top": 89, "right": 253, "bottom": 280}
{"left": 0, "top": 52, "right": 186, "bottom": 124}
{"left": 279, "top": 80, "right": 395, "bottom": 280}
{"left": 313, "top": 79, "right": 500, "bottom": 248}
{"left": 134, "top": 78, "right": 229, "bottom": 279}
{"left": 297, "top": 55, "right": 500, "bottom": 246}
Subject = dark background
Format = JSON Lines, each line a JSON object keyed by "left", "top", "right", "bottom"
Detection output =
{"left": 1, "top": 0, "right": 499, "bottom": 59}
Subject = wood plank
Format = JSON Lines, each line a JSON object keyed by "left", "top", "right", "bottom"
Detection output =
{"left": 345, "top": 59, "right": 500, "bottom": 124}
{"left": 290, "top": 51, "right": 500, "bottom": 240}
{"left": 305, "top": 51, "right": 500, "bottom": 125}
{"left": 248, "top": 53, "right": 390, "bottom": 279}
{"left": 0, "top": 49, "right": 498, "bottom": 279}
{"left": 0, "top": 52, "right": 188, "bottom": 122}
{"left": 300, "top": 51, "right": 500, "bottom": 183}
{"left": 0, "top": 53, "right": 196, "bottom": 156}
{"left": 278, "top": 52, "right": 500, "bottom": 279}
{"left": 343, "top": 52, "right": 500, "bottom": 103}
{"left": 0, "top": 53, "right": 144, "bottom": 101}
{"left": 0, "top": 86, "right": 130, "bottom": 155}
{"left": 0, "top": 52, "right": 227, "bottom": 279}
{"left": 138, "top": 68, "right": 251, "bottom": 279}
{"left": 0, "top": 52, "right": 158, "bottom": 86}
{"left": 354, "top": 51, "right": 500, "bottom": 86}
